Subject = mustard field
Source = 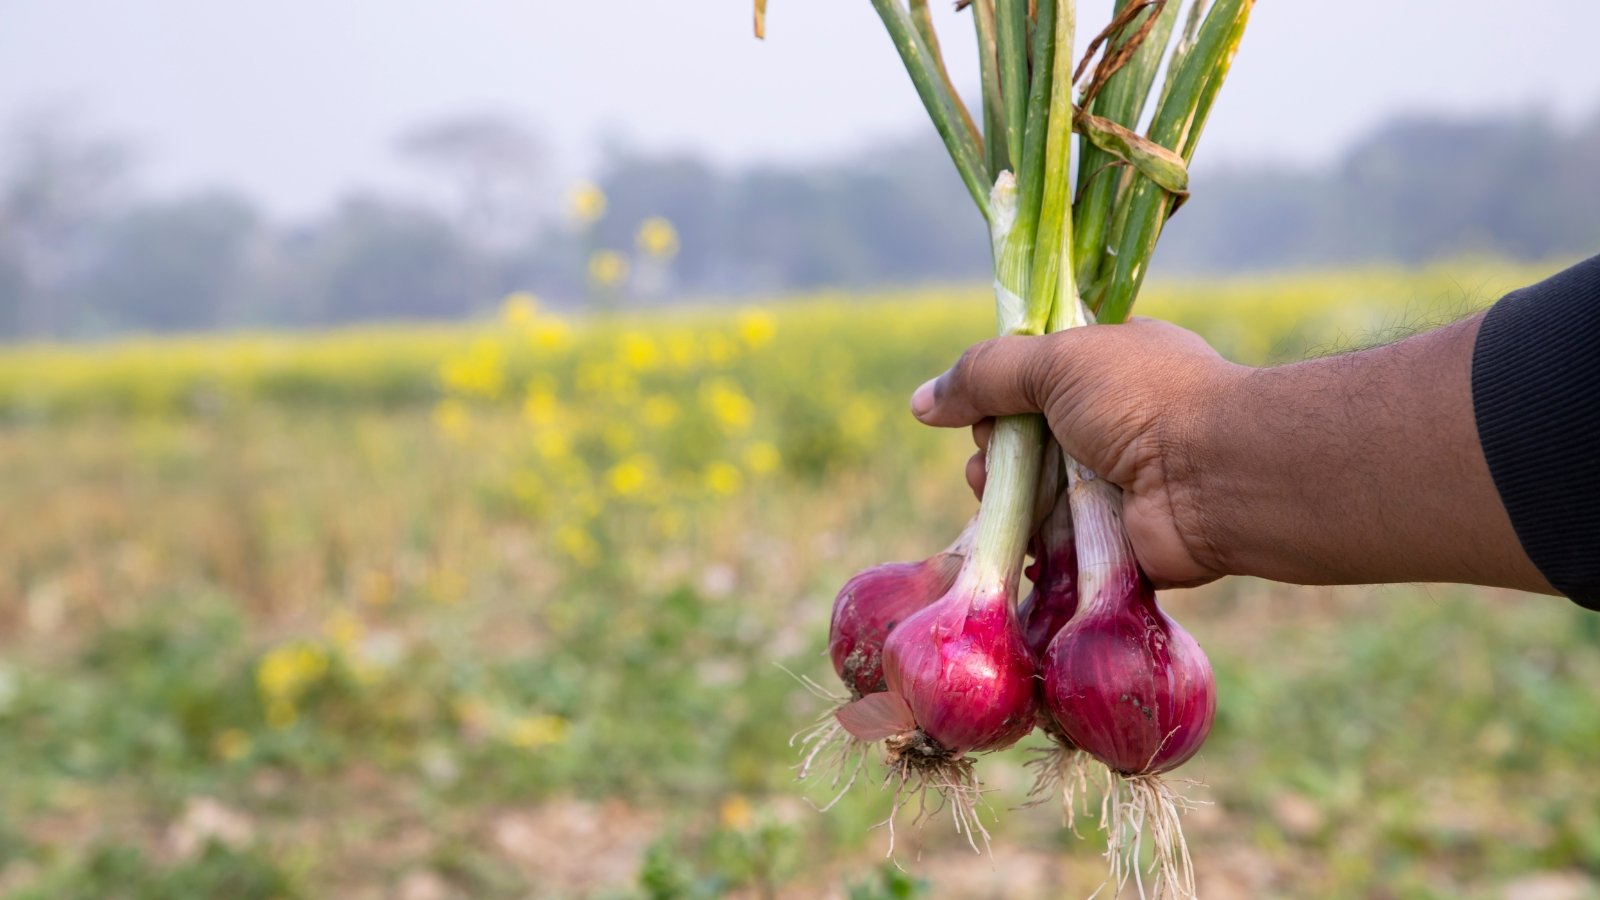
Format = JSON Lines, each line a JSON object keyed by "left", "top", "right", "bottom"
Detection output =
{"left": 2, "top": 260, "right": 1597, "bottom": 899}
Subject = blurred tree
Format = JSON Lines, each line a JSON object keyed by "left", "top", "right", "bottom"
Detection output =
{"left": 291, "top": 196, "right": 482, "bottom": 324}
{"left": 1, "top": 103, "right": 1598, "bottom": 340}
{"left": 397, "top": 114, "right": 547, "bottom": 249}
{"left": 78, "top": 192, "right": 261, "bottom": 333}
{"left": 0, "top": 108, "right": 130, "bottom": 337}
{"left": 1159, "top": 110, "right": 1600, "bottom": 273}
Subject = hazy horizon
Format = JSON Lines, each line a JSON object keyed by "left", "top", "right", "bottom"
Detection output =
{"left": 3, "top": 1, "right": 1599, "bottom": 218}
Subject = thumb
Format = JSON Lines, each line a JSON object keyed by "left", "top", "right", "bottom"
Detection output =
{"left": 910, "top": 333, "right": 1064, "bottom": 428}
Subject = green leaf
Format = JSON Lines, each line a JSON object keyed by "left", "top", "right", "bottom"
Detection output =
{"left": 1074, "top": 111, "right": 1189, "bottom": 194}
{"left": 870, "top": 0, "right": 993, "bottom": 222}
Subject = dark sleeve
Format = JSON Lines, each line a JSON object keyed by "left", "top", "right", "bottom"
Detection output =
{"left": 1470, "top": 253, "right": 1600, "bottom": 610}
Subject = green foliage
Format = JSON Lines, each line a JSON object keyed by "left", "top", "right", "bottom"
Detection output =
{"left": 8, "top": 841, "right": 298, "bottom": 900}
{"left": 846, "top": 864, "right": 929, "bottom": 900}
{"left": 1, "top": 272, "right": 1596, "bottom": 897}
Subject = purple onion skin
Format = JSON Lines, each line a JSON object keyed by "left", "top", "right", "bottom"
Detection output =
{"left": 1042, "top": 570, "right": 1215, "bottom": 776}
{"left": 881, "top": 582, "right": 1039, "bottom": 754}
{"left": 1018, "top": 541, "right": 1078, "bottom": 663}
{"left": 828, "top": 553, "right": 962, "bottom": 698}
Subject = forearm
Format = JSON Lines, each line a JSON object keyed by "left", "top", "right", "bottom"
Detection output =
{"left": 1180, "top": 313, "right": 1556, "bottom": 593}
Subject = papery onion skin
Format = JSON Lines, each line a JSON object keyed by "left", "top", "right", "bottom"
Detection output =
{"left": 1018, "top": 538, "right": 1077, "bottom": 662}
{"left": 1041, "top": 569, "right": 1215, "bottom": 776}
{"left": 828, "top": 552, "right": 964, "bottom": 698}
{"left": 880, "top": 582, "right": 1039, "bottom": 754}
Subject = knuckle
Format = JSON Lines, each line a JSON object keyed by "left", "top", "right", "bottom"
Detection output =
{"left": 947, "top": 340, "right": 999, "bottom": 401}
{"left": 1019, "top": 333, "right": 1068, "bottom": 410}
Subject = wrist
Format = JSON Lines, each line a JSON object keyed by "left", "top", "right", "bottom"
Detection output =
{"left": 1160, "top": 360, "right": 1257, "bottom": 581}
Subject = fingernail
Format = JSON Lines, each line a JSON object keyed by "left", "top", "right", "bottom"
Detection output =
{"left": 910, "top": 378, "right": 937, "bottom": 418}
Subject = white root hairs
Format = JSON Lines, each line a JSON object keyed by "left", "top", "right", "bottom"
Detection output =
{"left": 777, "top": 667, "right": 1001, "bottom": 861}
{"left": 1097, "top": 771, "right": 1207, "bottom": 900}
{"left": 790, "top": 709, "right": 868, "bottom": 811}
{"left": 782, "top": 667, "right": 869, "bottom": 811}
{"left": 1022, "top": 740, "right": 1098, "bottom": 834}
{"left": 877, "top": 750, "right": 993, "bottom": 858}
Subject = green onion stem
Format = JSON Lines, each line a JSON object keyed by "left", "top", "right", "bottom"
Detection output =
{"left": 1179, "top": 2, "right": 1251, "bottom": 162}
{"left": 969, "top": 168, "right": 1045, "bottom": 594}
{"left": 910, "top": 0, "right": 983, "bottom": 155}
{"left": 871, "top": 0, "right": 993, "bottom": 221}
{"left": 964, "top": 412, "right": 1046, "bottom": 590}
{"left": 1070, "top": 0, "right": 1179, "bottom": 289}
{"left": 1021, "top": 0, "right": 1077, "bottom": 335}
{"left": 996, "top": 0, "right": 1032, "bottom": 173}
{"left": 1010, "top": 0, "right": 1057, "bottom": 255}
{"left": 1095, "top": 0, "right": 1250, "bottom": 324}
{"left": 1158, "top": 0, "right": 1208, "bottom": 112}
{"left": 973, "top": 0, "right": 1010, "bottom": 180}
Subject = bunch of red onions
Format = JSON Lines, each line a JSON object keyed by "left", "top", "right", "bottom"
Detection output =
{"left": 1041, "top": 460, "right": 1215, "bottom": 896}
{"left": 807, "top": 447, "right": 1216, "bottom": 883}
{"left": 821, "top": 398, "right": 1051, "bottom": 849}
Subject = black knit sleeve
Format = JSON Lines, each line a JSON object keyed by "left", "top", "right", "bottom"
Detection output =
{"left": 1470, "top": 254, "right": 1600, "bottom": 610}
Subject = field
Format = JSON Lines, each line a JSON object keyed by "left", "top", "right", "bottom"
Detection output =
{"left": 2, "top": 261, "right": 1598, "bottom": 899}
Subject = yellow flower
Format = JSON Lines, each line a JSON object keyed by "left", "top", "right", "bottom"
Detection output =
{"left": 588, "top": 250, "right": 630, "bottom": 288}
{"left": 702, "top": 379, "right": 754, "bottom": 432}
{"left": 703, "top": 461, "right": 743, "bottom": 496}
{"left": 736, "top": 309, "right": 776, "bottom": 349}
{"left": 523, "top": 387, "right": 561, "bottom": 427}
{"left": 501, "top": 292, "right": 539, "bottom": 328}
{"left": 531, "top": 318, "right": 572, "bottom": 352}
{"left": 324, "top": 609, "right": 363, "bottom": 649}
{"left": 555, "top": 524, "right": 600, "bottom": 567}
{"left": 256, "top": 642, "right": 328, "bottom": 702}
{"left": 719, "top": 795, "right": 754, "bottom": 830}
{"left": 504, "top": 714, "right": 568, "bottom": 750}
{"left": 743, "top": 441, "right": 781, "bottom": 475}
{"left": 607, "top": 455, "right": 653, "bottom": 497}
{"left": 568, "top": 181, "right": 607, "bottom": 225}
{"left": 617, "top": 332, "right": 660, "bottom": 371}
{"left": 213, "top": 729, "right": 251, "bottom": 762}
{"left": 636, "top": 216, "right": 680, "bottom": 260}
{"left": 439, "top": 339, "right": 505, "bottom": 398}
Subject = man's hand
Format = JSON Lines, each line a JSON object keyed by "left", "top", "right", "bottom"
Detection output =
{"left": 910, "top": 319, "right": 1246, "bottom": 588}
{"left": 909, "top": 315, "right": 1557, "bottom": 596}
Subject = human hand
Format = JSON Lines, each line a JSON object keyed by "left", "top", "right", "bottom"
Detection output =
{"left": 910, "top": 319, "right": 1248, "bottom": 589}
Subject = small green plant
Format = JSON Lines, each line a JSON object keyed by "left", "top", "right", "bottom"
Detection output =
{"left": 845, "top": 862, "right": 930, "bottom": 900}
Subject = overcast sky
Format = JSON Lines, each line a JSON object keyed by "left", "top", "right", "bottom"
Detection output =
{"left": 3, "top": 0, "right": 1598, "bottom": 217}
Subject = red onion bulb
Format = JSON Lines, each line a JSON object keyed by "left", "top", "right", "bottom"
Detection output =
{"left": 881, "top": 580, "right": 1037, "bottom": 754}
{"left": 827, "top": 531, "right": 968, "bottom": 698}
{"left": 1018, "top": 489, "right": 1077, "bottom": 663}
{"left": 1041, "top": 467, "right": 1215, "bottom": 776}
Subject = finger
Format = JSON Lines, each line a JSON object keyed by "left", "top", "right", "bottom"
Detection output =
{"left": 971, "top": 417, "right": 994, "bottom": 451}
{"left": 965, "top": 451, "right": 987, "bottom": 500}
{"left": 910, "top": 334, "right": 1060, "bottom": 428}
